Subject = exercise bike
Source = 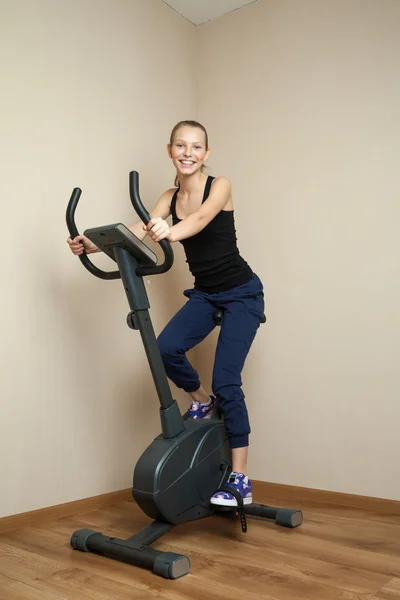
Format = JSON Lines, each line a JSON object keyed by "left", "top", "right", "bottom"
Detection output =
{"left": 65, "top": 171, "right": 303, "bottom": 580}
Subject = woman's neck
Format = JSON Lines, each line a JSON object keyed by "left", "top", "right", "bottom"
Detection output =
{"left": 177, "top": 171, "right": 208, "bottom": 197}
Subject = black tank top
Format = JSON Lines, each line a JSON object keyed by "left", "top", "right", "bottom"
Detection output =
{"left": 170, "top": 176, "right": 253, "bottom": 293}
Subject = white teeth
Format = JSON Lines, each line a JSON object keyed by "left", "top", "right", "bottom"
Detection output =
{"left": 181, "top": 161, "right": 194, "bottom": 165}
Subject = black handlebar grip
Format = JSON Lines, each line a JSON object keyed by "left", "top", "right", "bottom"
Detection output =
{"left": 66, "top": 188, "right": 82, "bottom": 239}
{"left": 129, "top": 171, "right": 151, "bottom": 224}
{"left": 66, "top": 188, "right": 120, "bottom": 281}
{"left": 129, "top": 171, "right": 174, "bottom": 276}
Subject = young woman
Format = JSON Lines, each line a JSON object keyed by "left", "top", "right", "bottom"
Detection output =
{"left": 67, "top": 120, "right": 265, "bottom": 507}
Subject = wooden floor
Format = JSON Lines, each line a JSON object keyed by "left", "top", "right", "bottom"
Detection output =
{"left": 0, "top": 484, "right": 399, "bottom": 600}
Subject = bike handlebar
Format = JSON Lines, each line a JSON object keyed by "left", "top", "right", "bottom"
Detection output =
{"left": 66, "top": 171, "right": 174, "bottom": 280}
{"left": 129, "top": 171, "right": 174, "bottom": 276}
{"left": 66, "top": 188, "right": 120, "bottom": 280}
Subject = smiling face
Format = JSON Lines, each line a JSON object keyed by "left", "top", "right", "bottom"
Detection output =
{"left": 168, "top": 125, "right": 210, "bottom": 178}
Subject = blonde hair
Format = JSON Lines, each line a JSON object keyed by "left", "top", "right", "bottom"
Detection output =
{"left": 169, "top": 120, "right": 209, "bottom": 187}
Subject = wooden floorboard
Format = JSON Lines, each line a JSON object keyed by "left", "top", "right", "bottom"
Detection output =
{"left": 374, "top": 578, "right": 400, "bottom": 600}
{"left": 0, "top": 489, "right": 399, "bottom": 600}
{"left": 0, "top": 491, "right": 132, "bottom": 535}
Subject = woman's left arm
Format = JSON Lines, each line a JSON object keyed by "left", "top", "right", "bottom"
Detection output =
{"left": 145, "top": 177, "right": 232, "bottom": 243}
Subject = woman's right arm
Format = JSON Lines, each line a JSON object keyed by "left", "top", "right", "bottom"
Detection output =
{"left": 67, "top": 189, "right": 174, "bottom": 256}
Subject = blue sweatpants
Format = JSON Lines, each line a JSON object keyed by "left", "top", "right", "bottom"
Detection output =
{"left": 157, "top": 273, "right": 265, "bottom": 449}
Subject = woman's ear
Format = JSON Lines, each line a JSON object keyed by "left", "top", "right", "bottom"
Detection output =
{"left": 167, "top": 143, "right": 172, "bottom": 158}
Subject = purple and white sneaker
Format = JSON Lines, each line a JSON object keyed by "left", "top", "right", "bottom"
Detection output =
{"left": 187, "top": 395, "right": 216, "bottom": 419}
{"left": 210, "top": 472, "right": 253, "bottom": 506}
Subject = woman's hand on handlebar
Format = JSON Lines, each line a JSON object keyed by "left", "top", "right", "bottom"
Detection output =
{"left": 67, "top": 235, "right": 99, "bottom": 256}
{"left": 144, "top": 217, "right": 173, "bottom": 243}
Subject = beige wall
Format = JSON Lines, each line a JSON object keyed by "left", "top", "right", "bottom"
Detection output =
{"left": 195, "top": 0, "right": 400, "bottom": 500}
{"left": 0, "top": 0, "right": 195, "bottom": 518}
{"left": 1, "top": 0, "right": 399, "bottom": 520}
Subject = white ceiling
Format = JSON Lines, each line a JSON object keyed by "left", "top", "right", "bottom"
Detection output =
{"left": 161, "top": 0, "right": 258, "bottom": 26}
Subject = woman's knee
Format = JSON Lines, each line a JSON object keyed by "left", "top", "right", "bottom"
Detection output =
{"left": 157, "top": 330, "right": 182, "bottom": 362}
{"left": 212, "top": 382, "right": 244, "bottom": 403}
